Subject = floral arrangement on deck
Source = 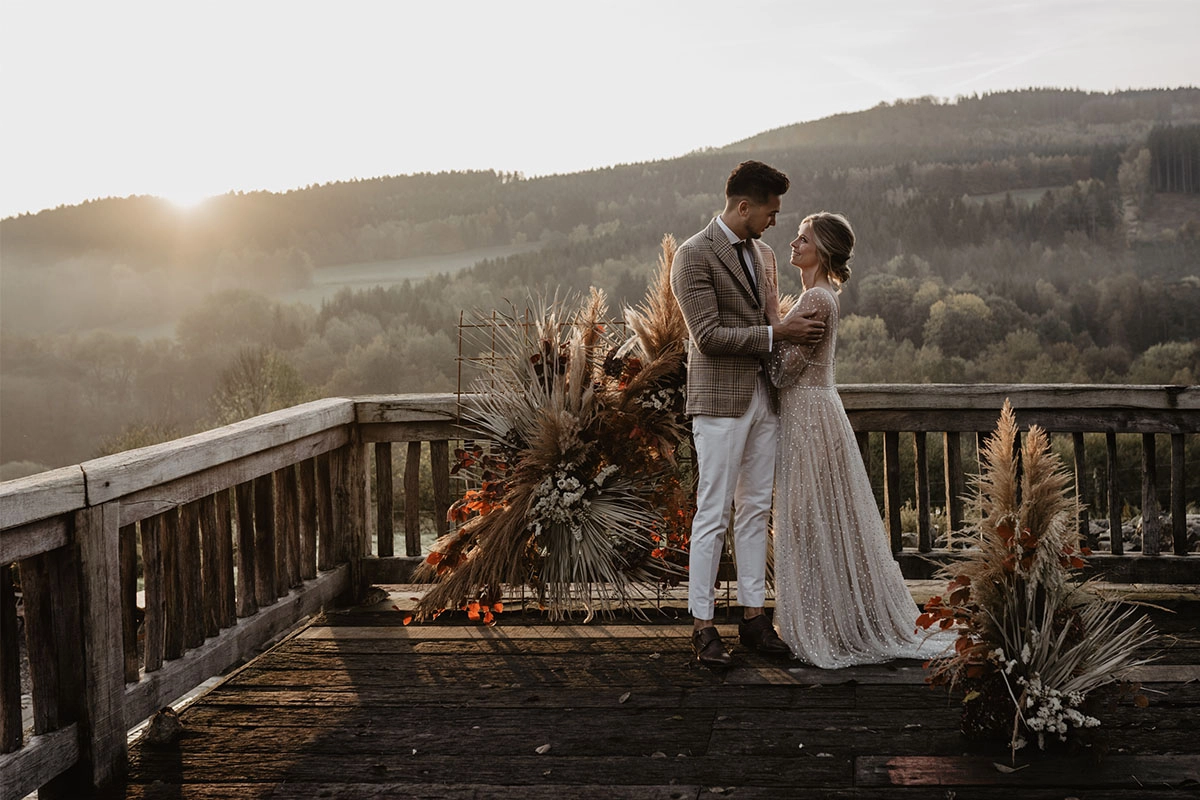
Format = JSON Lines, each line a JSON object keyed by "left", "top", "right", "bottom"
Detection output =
{"left": 409, "top": 236, "right": 694, "bottom": 622}
{"left": 917, "top": 400, "right": 1159, "bottom": 756}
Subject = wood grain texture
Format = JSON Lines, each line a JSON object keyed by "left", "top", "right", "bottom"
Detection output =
{"left": 82, "top": 398, "right": 354, "bottom": 506}
{"left": 0, "top": 465, "right": 86, "bottom": 531}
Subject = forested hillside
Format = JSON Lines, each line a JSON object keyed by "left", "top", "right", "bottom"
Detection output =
{"left": 2, "top": 87, "right": 1199, "bottom": 474}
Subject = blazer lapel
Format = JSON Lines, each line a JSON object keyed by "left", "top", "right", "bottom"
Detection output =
{"left": 706, "top": 218, "right": 758, "bottom": 300}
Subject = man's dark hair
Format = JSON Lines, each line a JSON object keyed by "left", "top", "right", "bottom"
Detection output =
{"left": 725, "top": 160, "right": 790, "bottom": 204}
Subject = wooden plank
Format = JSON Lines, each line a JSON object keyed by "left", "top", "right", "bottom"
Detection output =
{"left": 913, "top": 432, "right": 930, "bottom": 552}
{"left": 254, "top": 475, "right": 278, "bottom": 607}
{"left": 359, "top": 420, "right": 468, "bottom": 443}
{"left": 1142, "top": 433, "right": 1161, "bottom": 556}
{"left": 837, "top": 383, "right": 1200, "bottom": 412}
{"left": 122, "top": 784, "right": 703, "bottom": 800}
{"left": 140, "top": 515, "right": 165, "bottom": 673}
{"left": 353, "top": 392, "right": 461, "bottom": 424}
{"left": 115, "top": 427, "right": 349, "bottom": 528}
{"left": 1171, "top": 433, "right": 1187, "bottom": 556}
{"left": 404, "top": 441, "right": 422, "bottom": 557}
{"left": 0, "top": 724, "right": 79, "bottom": 800}
{"left": 883, "top": 432, "right": 901, "bottom": 552}
{"left": 0, "top": 563, "right": 21, "bottom": 753}
{"left": 943, "top": 431, "right": 964, "bottom": 537}
{"left": 0, "top": 515, "right": 70, "bottom": 566}
{"left": 73, "top": 502, "right": 128, "bottom": 787}
{"left": 430, "top": 440, "right": 451, "bottom": 537}
{"left": 316, "top": 452, "right": 334, "bottom": 571}
{"left": 297, "top": 459, "right": 318, "bottom": 581}
{"left": 82, "top": 398, "right": 354, "bottom": 506}
{"left": 846, "top": 408, "right": 1199, "bottom": 435}
{"left": 0, "top": 465, "right": 86, "bottom": 531}
{"left": 198, "top": 495, "right": 221, "bottom": 639}
{"left": 375, "top": 442, "right": 394, "bottom": 557}
{"left": 122, "top": 566, "right": 349, "bottom": 730}
{"left": 162, "top": 509, "right": 184, "bottom": 662}
{"left": 119, "top": 523, "right": 140, "bottom": 683}
{"left": 20, "top": 549, "right": 78, "bottom": 736}
{"left": 1107, "top": 431, "right": 1123, "bottom": 556}
{"left": 214, "top": 490, "right": 236, "bottom": 629}
{"left": 358, "top": 387, "right": 1200, "bottom": 420}
{"left": 123, "top": 752, "right": 851, "bottom": 789}
{"left": 1073, "top": 432, "right": 1093, "bottom": 548}
{"left": 279, "top": 466, "right": 302, "bottom": 589}
{"left": 856, "top": 754, "right": 1200, "bottom": 788}
{"left": 331, "top": 446, "right": 352, "bottom": 565}
{"left": 349, "top": 438, "right": 368, "bottom": 596}
{"left": 179, "top": 500, "right": 205, "bottom": 650}
{"left": 234, "top": 481, "right": 258, "bottom": 619}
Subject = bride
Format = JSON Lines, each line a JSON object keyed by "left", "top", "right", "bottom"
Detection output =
{"left": 766, "top": 212, "right": 953, "bottom": 668}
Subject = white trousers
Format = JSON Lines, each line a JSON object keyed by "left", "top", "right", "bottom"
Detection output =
{"left": 687, "top": 375, "right": 778, "bottom": 620}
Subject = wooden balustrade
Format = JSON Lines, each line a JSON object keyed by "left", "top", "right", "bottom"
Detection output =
{"left": 0, "top": 399, "right": 360, "bottom": 800}
{"left": 1, "top": 385, "right": 1197, "bottom": 797}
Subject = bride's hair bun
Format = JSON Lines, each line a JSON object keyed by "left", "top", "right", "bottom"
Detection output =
{"left": 803, "top": 212, "right": 855, "bottom": 287}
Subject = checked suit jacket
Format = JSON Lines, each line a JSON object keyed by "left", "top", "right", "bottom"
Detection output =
{"left": 670, "top": 216, "right": 780, "bottom": 418}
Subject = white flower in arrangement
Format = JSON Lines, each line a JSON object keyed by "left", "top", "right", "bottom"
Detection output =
{"left": 638, "top": 386, "right": 676, "bottom": 411}
{"left": 1015, "top": 673, "right": 1101, "bottom": 749}
{"left": 594, "top": 464, "right": 620, "bottom": 486}
{"left": 530, "top": 465, "right": 605, "bottom": 541}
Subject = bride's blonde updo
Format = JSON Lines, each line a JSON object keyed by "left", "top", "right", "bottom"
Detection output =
{"left": 804, "top": 211, "right": 855, "bottom": 286}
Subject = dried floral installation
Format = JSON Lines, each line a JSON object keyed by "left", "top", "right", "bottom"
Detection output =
{"left": 411, "top": 236, "right": 694, "bottom": 622}
{"left": 918, "top": 400, "right": 1159, "bottom": 756}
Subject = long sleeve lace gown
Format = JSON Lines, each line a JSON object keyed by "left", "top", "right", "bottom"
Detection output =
{"left": 769, "top": 286, "right": 953, "bottom": 668}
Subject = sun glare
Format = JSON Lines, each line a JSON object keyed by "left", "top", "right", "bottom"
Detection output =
{"left": 163, "top": 188, "right": 215, "bottom": 211}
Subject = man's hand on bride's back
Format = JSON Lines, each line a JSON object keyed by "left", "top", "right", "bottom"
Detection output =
{"left": 773, "top": 310, "right": 824, "bottom": 345}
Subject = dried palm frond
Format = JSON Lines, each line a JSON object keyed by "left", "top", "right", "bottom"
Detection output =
{"left": 416, "top": 280, "right": 692, "bottom": 623}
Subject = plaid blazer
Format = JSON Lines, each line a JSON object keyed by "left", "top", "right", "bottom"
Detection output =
{"left": 670, "top": 217, "right": 779, "bottom": 417}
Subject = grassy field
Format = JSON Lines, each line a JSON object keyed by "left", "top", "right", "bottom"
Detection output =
{"left": 275, "top": 241, "right": 543, "bottom": 308}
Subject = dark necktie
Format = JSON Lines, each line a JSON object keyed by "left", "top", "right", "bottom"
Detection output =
{"left": 733, "top": 241, "right": 757, "bottom": 292}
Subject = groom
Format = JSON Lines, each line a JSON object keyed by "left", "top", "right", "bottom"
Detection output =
{"left": 670, "top": 160, "right": 824, "bottom": 666}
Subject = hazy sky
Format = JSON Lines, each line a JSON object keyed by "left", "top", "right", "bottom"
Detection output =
{"left": 1, "top": 0, "right": 1197, "bottom": 219}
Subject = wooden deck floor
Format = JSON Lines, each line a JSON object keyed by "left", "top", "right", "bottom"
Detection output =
{"left": 109, "top": 586, "right": 1200, "bottom": 799}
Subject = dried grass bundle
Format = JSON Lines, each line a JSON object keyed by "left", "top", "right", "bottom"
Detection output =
{"left": 413, "top": 244, "right": 694, "bottom": 622}
{"left": 919, "top": 400, "right": 1159, "bottom": 756}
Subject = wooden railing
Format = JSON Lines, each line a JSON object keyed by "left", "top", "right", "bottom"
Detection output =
{"left": 1, "top": 385, "right": 1197, "bottom": 796}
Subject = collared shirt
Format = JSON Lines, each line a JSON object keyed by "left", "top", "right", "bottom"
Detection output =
{"left": 715, "top": 216, "right": 774, "bottom": 351}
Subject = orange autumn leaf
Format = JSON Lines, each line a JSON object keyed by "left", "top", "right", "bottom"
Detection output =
{"left": 402, "top": 615, "right": 413, "bottom": 626}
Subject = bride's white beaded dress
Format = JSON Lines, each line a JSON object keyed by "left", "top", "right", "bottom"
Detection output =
{"left": 769, "top": 285, "right": 954, "bottom": 668}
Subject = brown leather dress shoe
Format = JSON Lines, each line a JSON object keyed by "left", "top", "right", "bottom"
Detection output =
{"left": 692, "top": 627, "right": 732, "bottom": 667}
{"left": 739, "top": 614, "right": 792, "bottom": 658}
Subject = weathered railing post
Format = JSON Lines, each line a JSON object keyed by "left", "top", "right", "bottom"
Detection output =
{"left": 883, "top": 431, "right": 902, "bottom": 552}
{"left": 72, "top": 502, "right": 127, "bottom": 789}
{"left": 405, "top": 441, "right": 422, "bottom": 556}
{"left": 1142, "top": 433, "right": 1161, "bottom": 557}
{"left": 1, "top": 566, "right": 21, "bottom": 754}
{"left": 1172, "top": 433, "right": 1188, "bottom": 556}
{"left": 943, "top": 431, "right": 965, "bottom": 539}
{"left": 1106, "top": 431, "right": 1123, "bottom": 556}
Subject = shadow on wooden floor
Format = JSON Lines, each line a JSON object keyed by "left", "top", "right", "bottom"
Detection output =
{"left": 108, "top": 587, "right": 1200, "bottom": 799}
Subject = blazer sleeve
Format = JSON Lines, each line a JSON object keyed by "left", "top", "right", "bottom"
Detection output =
{"left": 670, "top": 241, "right": 771, "bottom": 357}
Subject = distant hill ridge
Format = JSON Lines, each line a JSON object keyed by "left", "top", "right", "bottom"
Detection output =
{"left": 724, "top": 87, "right": 1200, "bottom": 156}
